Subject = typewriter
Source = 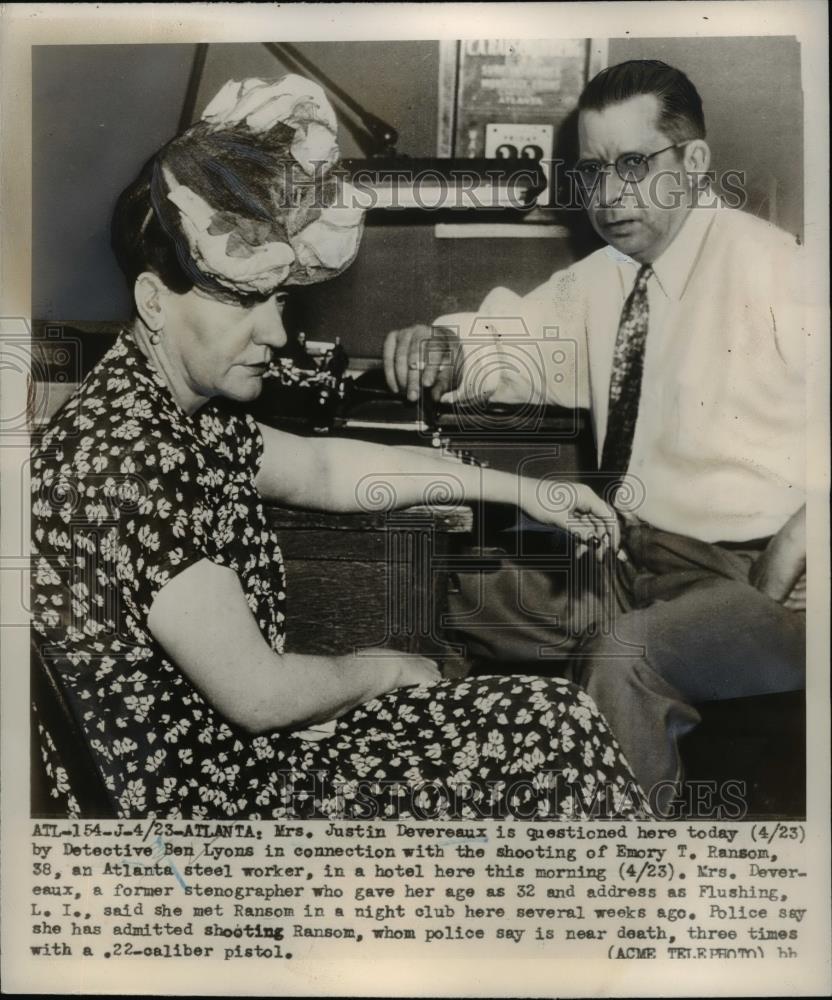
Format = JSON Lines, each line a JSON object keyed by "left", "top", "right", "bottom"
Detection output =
{"left": 248, "top": 335, "right": 484, "bottom": 464}
{"left": 248, "top": 336, "right": 591, "bottom": 474}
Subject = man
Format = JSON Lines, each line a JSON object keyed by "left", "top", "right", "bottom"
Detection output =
{"left": 382, "top": 60, "right": 808, "bottom": 812}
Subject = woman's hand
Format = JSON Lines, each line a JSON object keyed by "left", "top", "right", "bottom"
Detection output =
{"left": 350, "top": 648, "right": 442, "bottom": 693}
{"left": 519, "top": 479, "right": 622, "bottom": 562}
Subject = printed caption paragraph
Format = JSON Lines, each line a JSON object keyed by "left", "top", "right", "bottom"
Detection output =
{"left": 28, "top": 819, "right": 810, "bottom": 964}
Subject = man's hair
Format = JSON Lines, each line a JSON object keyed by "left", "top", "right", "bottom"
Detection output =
{"left": 111, "top": 155, "right": 194, "bottom": 297}
{"left": 579, "top": 59, "right": 706, "bottom": 143}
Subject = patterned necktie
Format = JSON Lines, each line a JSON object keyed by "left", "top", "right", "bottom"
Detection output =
{"left": 600, "top": 263, "right": 653, "bottom": 489}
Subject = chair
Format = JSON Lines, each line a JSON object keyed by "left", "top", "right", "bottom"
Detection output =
{"left": 30, "top": 633, "right": 115, "bottom": 818}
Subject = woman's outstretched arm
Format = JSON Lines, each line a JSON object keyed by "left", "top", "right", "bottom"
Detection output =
{"left": 255, "top": 424, "right": 620, "bottom": 555}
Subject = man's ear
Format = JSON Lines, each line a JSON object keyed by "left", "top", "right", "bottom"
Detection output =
{"left": 134, "top": 272, "right": 168, "bottom": 332}
{"left": 684, "top": 139, "right": 711, "bottom": 181}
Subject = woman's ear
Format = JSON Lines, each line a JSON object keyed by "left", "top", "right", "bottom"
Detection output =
{"left": 134, "top": 272, "right": 168, "bottom": 333}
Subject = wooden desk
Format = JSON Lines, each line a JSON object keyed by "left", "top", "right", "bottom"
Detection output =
{"left": 267, "top": 504, "right": 474, "bottom": 678}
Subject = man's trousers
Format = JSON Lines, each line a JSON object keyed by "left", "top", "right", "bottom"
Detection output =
{"left": 445, "top": 520, "right": 806, "bottom": 812}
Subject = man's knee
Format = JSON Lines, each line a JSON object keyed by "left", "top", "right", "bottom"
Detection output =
{"left": 569, "top": 644, "right": 641, "bottom": 696}
{"left": 571, "top": 632, "right": 693, "bottom": 711}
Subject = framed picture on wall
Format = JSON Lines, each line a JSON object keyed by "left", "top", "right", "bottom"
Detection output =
{"left": 436, "top": 37, "right": 607, "bottom": 236}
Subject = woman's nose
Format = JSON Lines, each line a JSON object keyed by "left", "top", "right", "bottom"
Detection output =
{"left": 252, "top": 299, "right": 288, "bottom": 349}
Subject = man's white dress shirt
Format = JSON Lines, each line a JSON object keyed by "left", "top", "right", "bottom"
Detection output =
{"left": 436, "top": 204, "right": 807, "bottom": 543}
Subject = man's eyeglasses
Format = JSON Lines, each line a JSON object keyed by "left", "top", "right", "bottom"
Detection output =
{"left": 574, "top": 141, "right": 690, "bottom": 188}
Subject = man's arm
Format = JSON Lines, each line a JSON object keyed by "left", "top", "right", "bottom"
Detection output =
{"left": 746, "top": 229, "right": 809, "bottom": 611}
{"left": 383, "top": 272, "right": 591, "bottom": 410}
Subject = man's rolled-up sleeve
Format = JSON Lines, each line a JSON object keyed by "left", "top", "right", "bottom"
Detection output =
{"left": 434, "top": 268, "right": 590, "bottom": 410}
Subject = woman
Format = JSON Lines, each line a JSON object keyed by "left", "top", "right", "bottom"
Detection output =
{"left": 32, "top": 75, "right": 649, "bottom": 821}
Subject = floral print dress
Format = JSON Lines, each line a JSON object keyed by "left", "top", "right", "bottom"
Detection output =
{"left": 32, "top": 332, "right": 650, "bottom": 821}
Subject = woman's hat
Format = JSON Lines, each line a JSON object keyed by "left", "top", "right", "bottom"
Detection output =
{"left": 151, "top": 74, "right": 365, "bottom": 297}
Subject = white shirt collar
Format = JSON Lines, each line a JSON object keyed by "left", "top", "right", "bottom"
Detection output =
{"left": 607, "top": 196, "right": 722, "bottom": 301}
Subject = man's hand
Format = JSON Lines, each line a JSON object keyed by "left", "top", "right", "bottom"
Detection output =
{"left": 783, "top": 572, "right": 806, "bottom": 612}
{"left": 748, "top": 505, "right": 806, "bottom": 608}
{"left": 383, "top": 324, "right": 460, "bottom": 402}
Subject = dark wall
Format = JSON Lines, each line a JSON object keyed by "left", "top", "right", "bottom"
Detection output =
{"left": 32, "top": 45, "right": 194, "bottom": 323}
{"left": 33, "top": 37, "right": 803, "bottom": 356}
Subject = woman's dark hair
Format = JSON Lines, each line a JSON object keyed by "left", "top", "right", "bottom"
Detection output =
{"left": 579, "top": 59, "right": 706, "bottom": 143}
{"left": 110, "top": 155, "right": 194, "bottom": 297}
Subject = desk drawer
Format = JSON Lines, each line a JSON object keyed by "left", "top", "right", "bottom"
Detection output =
{"left": 276, "top": 529, "right": 386, "bottom": 562}
{"left": 283, "top": 558, "right": 410, "bottom": 654}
